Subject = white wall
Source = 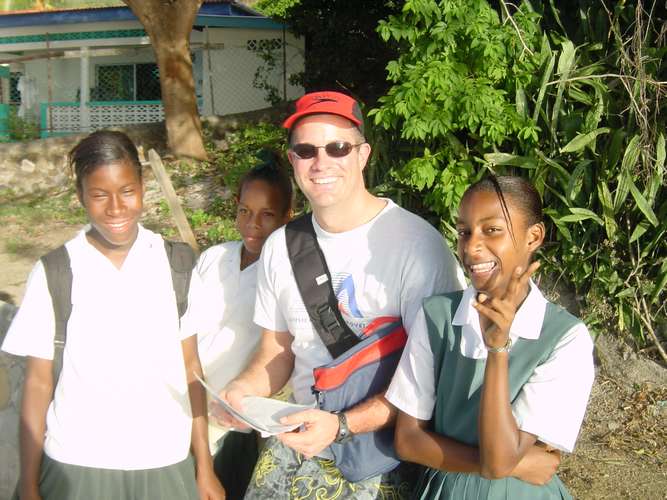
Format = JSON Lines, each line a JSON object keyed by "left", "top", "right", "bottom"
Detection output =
{"left": 202, "top": 27, "right": 304, "bottom": 116}
{"left": 13, "top": 24, "right": 304, "bottom": 119}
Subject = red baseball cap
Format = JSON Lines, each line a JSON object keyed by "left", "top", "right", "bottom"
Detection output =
{"left": 282, "top": 91, "right": 364, "bottom": 132}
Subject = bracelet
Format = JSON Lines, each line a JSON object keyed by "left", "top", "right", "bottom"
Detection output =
{"left": 486, "top": 337, "right": 512, "bottom": 353}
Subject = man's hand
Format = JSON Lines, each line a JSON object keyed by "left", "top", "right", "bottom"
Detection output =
{"left": 210, "top": 380, "right": 253, "bottom": 431}
{"left": 277, "top": 408, "right": 339, "bottom": 458}
{"left": 511, "top": 444, "right": 560, "bottom": 485}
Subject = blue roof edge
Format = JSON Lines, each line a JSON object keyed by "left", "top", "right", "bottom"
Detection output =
{"left": 0, "top": 3, "right": 270, "bottom": 29}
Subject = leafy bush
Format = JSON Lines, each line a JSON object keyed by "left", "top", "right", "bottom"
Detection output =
{"left": 7, "top": 107, "right": 40, "bottom": 142}
{"left": 195, "top": 122, "right": 290, "bottom": 246}
{"left": 371, "top": 0, "right": 666, "bottom": 353}
{"left": 255, "top": 0, "right": 402, "bottom": 104}
{"left": 205, "top": 122, "right": 286, "bottom": 194}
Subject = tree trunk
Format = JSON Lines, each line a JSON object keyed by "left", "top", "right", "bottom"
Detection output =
{"left": 123, "top": 0, "right": 207, "bottom": 160}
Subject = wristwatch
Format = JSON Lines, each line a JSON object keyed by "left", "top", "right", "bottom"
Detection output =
{"left": 486, "top": 337, "right": 512, "bottom": 353}
{"left": 334, "top": 411, "right": 353, "bottom": 444}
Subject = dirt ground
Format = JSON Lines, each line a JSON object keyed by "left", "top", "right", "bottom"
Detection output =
{"left": 0, "top": 183, "right": 665, "bottom": 500}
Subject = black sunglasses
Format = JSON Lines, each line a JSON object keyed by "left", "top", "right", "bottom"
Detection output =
{"left": 290, "top": 141, "right": 365, "bottom": 160}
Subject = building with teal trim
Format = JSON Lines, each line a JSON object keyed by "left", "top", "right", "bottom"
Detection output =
{"left": 0, "top": 1, "right": 304, "bottom": 139}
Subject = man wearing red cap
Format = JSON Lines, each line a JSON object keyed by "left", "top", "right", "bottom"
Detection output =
{"left": 215, "top": 91, "right": 465, "bottom": 498}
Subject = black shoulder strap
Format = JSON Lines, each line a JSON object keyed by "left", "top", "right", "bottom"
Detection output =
{"left": 285, "top": 214, "right": 361, "bottom": 358}
{"left": 40, "top": 245, "right": 72, "bottom": 387}
{"left": 39, "top": 240, "right": 195, "bottom": 388}
{"left": 163, "top": 240, "right": 196, "bottom": 318}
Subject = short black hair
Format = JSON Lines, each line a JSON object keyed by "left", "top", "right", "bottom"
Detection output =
{"left": 237, "top": 149, "right": 293, "bottom": 216}
{"left": 70, "top": 130, "right": 141, "bottom": 191}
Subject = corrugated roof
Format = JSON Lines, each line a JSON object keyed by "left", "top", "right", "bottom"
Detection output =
{"left": 0, "top": 1, "right": 264, "bottom": 28}
{"left": 0, "top": 1, "right": 259, "bottom": 19}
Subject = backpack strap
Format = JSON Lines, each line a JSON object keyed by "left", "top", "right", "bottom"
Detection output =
{"left": 40, "top": 245, "right": 72, "bottom": 387}
{"left": 285, "top": 214, "right": 361, "bottom": 359}
{"left": 39, "top": 240, "right": 195, "bottom": 388}
{"left": 163, "top": 240, "right": 196, "bottom": 318}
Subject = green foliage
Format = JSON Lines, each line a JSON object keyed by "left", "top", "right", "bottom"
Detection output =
{"left": 372, "top": 0, "right": 542, "bottom": 229}
{"left": 0, "top": 189, "right": 86, "bottom": 226}
{"left": 254, "top": 0, "right": 300, "bottom": 18}
{"left": 4, "top": 237, "right": 36, "bottom": 255}
{"left": 194, "top": 122, "right": 288, "bottom": 246}
{"left": 372, "top": 0, "right": 666, "bottom": 347}
{"left": 206, "top": 122, "right": 286, "bottom": 193}
{"left": 258, "top": 0, "right": 402, "bottom": 104}
{"left": 252, "top": 45, "right": 285, "bottom": 106}
{"left": 6, "top": 108, "right": 40, "bottom": 142}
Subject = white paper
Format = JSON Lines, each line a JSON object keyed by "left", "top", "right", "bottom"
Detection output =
{"left": 196, "top": 373, "right": 313, "bottom": 437}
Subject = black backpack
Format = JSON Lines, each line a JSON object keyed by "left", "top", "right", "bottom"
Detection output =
{"left": 40, "top": 240, "right": 196, "bottom": 386}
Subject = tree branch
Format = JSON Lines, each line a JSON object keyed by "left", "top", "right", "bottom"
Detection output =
{"left": 499, "top": 0, "right": 533, "bottom": 57}
{"left": 546, "top": 74, "right": 667, "bottom": 88}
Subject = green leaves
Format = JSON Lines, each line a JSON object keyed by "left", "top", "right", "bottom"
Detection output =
{"left": 629, "top": 181, "right": 658, "bottom": 227}
{"left": 597, "top": 181, "right": 617, "bottom": 239}
{"left": 550, "top": 40, "right": 576, "bottom": 139}
{"left": 560, "top": 127, "right": 610, "bottom": 153}
{"left": 371, "top": 0, "right": 666, "bottom": 348}
{"left": 560, "top": 208, "right": 604, "bottom": 225}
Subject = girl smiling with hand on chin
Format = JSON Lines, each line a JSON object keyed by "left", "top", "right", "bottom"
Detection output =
{"left": 2, "top": 131, "right": 224, "bottom": 500}
{"left": 385, "top": 175, "right": 594, "bottom": 499}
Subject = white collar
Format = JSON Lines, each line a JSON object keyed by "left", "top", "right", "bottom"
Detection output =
{"left": 452, "top": 281, "right": 548, "bottom": 359}
{"left": 70, "top": 223, "right": 157, "bottom": 268}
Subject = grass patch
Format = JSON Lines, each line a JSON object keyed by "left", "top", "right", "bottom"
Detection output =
{"left": 0, "top": 190, "right": 87, "bottom": 226}
{"left": 4, "top": 237, "right": 37, "bottom": 256}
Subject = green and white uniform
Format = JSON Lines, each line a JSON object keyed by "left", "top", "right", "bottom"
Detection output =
{"left": 386, "top": 283, "right": 594, "bottom": 499}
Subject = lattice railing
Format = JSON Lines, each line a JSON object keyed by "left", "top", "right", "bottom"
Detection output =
{"left": 41, "top": 101, "right": 166, "bottom": 137}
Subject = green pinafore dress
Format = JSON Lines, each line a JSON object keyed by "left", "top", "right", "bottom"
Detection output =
{"left": 414, "top": 291, "right": 581, "bottom": 500}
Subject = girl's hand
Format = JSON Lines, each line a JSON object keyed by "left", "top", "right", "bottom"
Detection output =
{"left": 473, "top": 261, "right": 540, "bottom": 349}
{"left": 511, "top": 443, "right": 560, "bottom": 485}
{"left": 196, "top": 466, "right": 226, "bottom": 500}
{"left": 19, "top": 483, "right": 42, "bottom": 500}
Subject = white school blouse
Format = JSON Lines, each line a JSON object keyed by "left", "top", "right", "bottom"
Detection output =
{"left": 180, "top": 241, "right": 261, "bottom": 392}
{"left": 386, "top": 282, "right": 594, "bottom": 453}
{"left": 2, "top": 225, "right": 194, "bottom": 470}
{"left": 179, "top": 241, "right": 261, "bottom": 449}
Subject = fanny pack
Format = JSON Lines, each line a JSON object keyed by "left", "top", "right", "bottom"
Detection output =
{"left": 285, "top": 214, "right": 406, "bottom": 482}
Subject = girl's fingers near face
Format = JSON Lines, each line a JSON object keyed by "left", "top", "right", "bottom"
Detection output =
{"left": 473, "top": 300, "right": 505, "bottom": 326}
{"left": 504, "top": 266, "right": 523, "bottom": 299}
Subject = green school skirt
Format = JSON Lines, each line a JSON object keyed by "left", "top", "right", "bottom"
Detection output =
{"left": 13, "top": 454, "right": 199, "bottom": 500}
{"left": 413, "top": 468, "right": 572, "bottom": 500}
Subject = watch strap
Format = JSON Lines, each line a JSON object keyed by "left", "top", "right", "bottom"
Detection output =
{"left": 486, "top": 336, "right": 512, "bottom": 353}
{"left": 334, "top": 411, "right": 352, "bottom": 443}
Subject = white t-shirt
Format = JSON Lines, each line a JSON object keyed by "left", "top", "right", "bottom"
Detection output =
{"left": 254, "top": 199, "right": 466, "bottom": 405}
{"left": 386, "top": 282, "right": 594, "bottom": 453}
{"left": 181, "top": 241, "right": 261, "bottom": 393}
{"left": 2, "top": 225, "right": 194, "bottom": 470}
